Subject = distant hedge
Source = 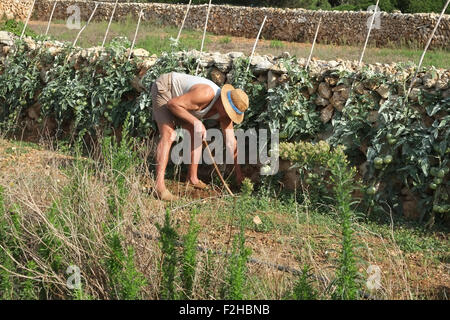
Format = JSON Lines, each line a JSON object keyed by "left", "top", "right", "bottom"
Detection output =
{"left": 145, "top": 0, "right": 450, "bottom": 14}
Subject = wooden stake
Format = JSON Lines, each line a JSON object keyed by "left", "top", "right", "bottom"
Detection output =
{"left": 359, "top": 0, "right": 380, "bottom": 66}
{"left": 45, "top": 0, "right": 58, "bottom": 36}
{"left": 246, "top": 15, "right": 267, "bottom": 73}
{"left": 128, "top": 9, "right": 144, "bottom": 60}
{"left": 195, "top": 0, "right": 213, "bottom": 75}
{"left": 306, "top": 17, "right": 322, "bottom": 70}
{"left": 73, "top": 2, "right": 99, "bottom": 47}
{"left": 175, "top": 0, "right": 192, "bottom": 45}
{"left": 20, "top": 0, "right": 37, "bottom": 40}
{"left": 101, "top": 0, "right": 119, "bottom": 48}
{"left": 406, "top": 0, "right": 449, "bottom": 101}
{"left": 203, "top": 140, "right": 234, "bottom": 197}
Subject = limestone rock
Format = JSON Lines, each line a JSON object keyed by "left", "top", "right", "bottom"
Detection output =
{"left": 330, "top": 92, "right": 345, "bottom": 111}
{"left": 267, "top": 70, "right": 279, "bottom": 89}
{"left": 251, "top": 55, "right": 274, "bottom": 74}
{"left": 210, "top": 67, "right": 226, "bottom": 86}
{"left": 318, "top": 82, "right": 332, "bottom": 99}
{"left": 2, "top": 45, "right": 10, "bottom": 55}
{"left": 315, "top": 96, "right": 329, "bottom": 107}
{"left": 376, "top": 84, "right": 390, "bottom": 99}
{"left": 320, "top": 105, "right": 334, "bottom": 124}
{"left": 0, "top": 31, "right": 14, "bottom": 46}
{"left": 212, "top": 52, "right": 231, "bottom": 72}
{"left": 308, "top": 82, "right": 319, "bottom": 95}
{"left": 131, "top": 48, "right": 150, "bottom": 58}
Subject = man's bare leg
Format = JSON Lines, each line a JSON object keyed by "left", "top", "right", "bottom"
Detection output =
{"left": 155, "top": 122, "right": 177, "bottom": 199}
{"left": 182, "top": 122, "right": 204, "bottom": 187}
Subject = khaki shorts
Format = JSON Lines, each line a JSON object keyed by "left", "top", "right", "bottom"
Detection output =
{"left": 151, "top": 73, "right": 181, "bottom": 127}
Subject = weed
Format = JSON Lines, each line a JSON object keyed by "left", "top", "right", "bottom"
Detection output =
{"left": 222, "top": 202, "right": 251, "bottom": 300}
{"left": 180, "top": 209, "right": 200, "bottom": 299}
{"left": 270, "top": 40, "right": 285, "bottom": 49}
{"left": 156, "top": 209, "right": 179, "bottom": 300}
{"left": 291, "top": 265, "right": 318, "bottom": 300}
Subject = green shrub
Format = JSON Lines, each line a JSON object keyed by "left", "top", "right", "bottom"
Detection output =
{"left": 264, "top": 58, "right": 320, "bottom": 141}
{"left": 291, "top": 265, "right": 318, "bottom": 300}
{"left": 221, "top": 204, "right": 251, "bottom": 300}
{"left": 0, "top": 19, "right": 37, "bottom": 38}
{"left": 280, "top": 141, "right": 361, "bottom": 299}
{"left": 156, "top": 209, "right": 179, "bottom": 300}
{"left": 105, "top": 233, "right": 147, "bottom": 299}
{"left": 328, "top": 147, "right": 360, "bottom": 300}
{"left": 0, "top": 41, "right": 42, "bottom": 134}
{"left": 180, "top": 209, "right": 200, "bottom": 299}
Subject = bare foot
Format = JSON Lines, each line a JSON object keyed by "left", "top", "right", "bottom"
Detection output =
{"left": 187, "top": 179, "right": 209, "bottom": 190}
{"left": 156, "top": 188, "right": 179, "bottom": 201}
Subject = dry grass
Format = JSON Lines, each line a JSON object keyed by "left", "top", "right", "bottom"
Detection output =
{"left": 0, "top": 137, "right": 448, "bottom": 299}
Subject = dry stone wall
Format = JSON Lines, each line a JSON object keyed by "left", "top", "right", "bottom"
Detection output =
{"left": 0, "top": 32, "right": 449, "bottom": 221}
{"left": 0, "top": 0, "right": 34, "bottom": 21}
{"left": 2, "top": 0, "right": 449, "bottom": 48}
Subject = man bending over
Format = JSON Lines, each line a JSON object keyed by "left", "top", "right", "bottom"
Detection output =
{"left": 151, "top": 72, "right": 249, "bottom": 201}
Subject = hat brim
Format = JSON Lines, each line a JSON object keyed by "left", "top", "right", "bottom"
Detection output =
{"left": 220, "top": 84, "right": 245, "bottom": 124}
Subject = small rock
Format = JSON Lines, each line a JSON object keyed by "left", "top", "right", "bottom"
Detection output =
{"left": 408, "top": 88, "right": 421, "bottom": 102}
{"left": 320, "top": 105, "right": 334, "bottom": 124}
{"left": 212, "top": 52, "right": 231, "bottom": 72}
{"left": 210, "top": 67, "right": 226, "bottom": 86}
{"left": 307, "top": 82, "right": 319, "bottom": 95}
{"left": 228, "top": 51, "right": 244, "bottom": 59}
{"left": 367, "top": 111, "right": 379, "bottom": 123}
{"left": 330, "top": 92, "right": 345, "bottom": 111}
{"left": 324, "top": 76, "right": 338, "bottom": 86}
{"left": 23, "top": 37, "right": 36, "bottom": 50}
{"left": 251, "top": 55, "right": 274, "bottom": 73}
{"left": 435, "top": 79, "right": 448, "bottom": 90}
{"left": 0, "top": 31, "right": 14, "bottom": 46}
{"left": 363, "top": 79, "right": 379, "bottom": 91}
{"left": 267, "top": 70, "right": 279, "bottom": 89}
{"left": 376, "top": 84, "right": 390, "bottom": 99}
{"left": 131, "top": 48, "right": 150, "bottom": 58}
{"left": 315, "top": 96, "right": 329, "bottom": 107}
{"left": 2, "top": 45, "right": 10, "bottom": 55}
{"left": 318, "top": 82, "right": 332, "bottom": 99}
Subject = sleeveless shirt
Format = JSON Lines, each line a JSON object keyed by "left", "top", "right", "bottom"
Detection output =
{"left": 170, "top": 72, "right": 220, "bottom": 120}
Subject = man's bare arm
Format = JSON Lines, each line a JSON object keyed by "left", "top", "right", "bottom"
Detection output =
{"left": 167, "top": 84, "right": 214, "bottom": 127}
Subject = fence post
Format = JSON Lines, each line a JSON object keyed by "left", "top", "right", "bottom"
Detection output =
{"left": 306, "top": 17, "right": 322, "bottom": 70}
{"left": 246, "top": 15, "right": 268, "bottom": 74}
{"left": 20, "top": 0, "right": 37, "bottom": 40}
{"left": 359, "top": 0, "right": 380, "bottom": 66}
{"left": 73, "top": 2, "right": 99, "bottom": 47}
{"left": 195, "top": 0, "right": 213, "bottom": 76}
{"left": 128, "top": 9, "right": 144, "bottom": 61}
{"left": 45, "top": 0, "right": 58, "bottom": 36}
{"left": 405, "top": 0, "right": 450, "bottom": 102}
{"left": 101, "top": 0, "right": 119, "bottom": 48}
{"left": 175, "top": 0, "right": 192, "bottom": 45}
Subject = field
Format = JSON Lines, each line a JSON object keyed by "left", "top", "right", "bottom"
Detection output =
{"left": 26, "top": 18, "right": 450, "bottom": 69}
{"left": 0, "top": 14, "right": 449, "bottom": 301}
{"left": 0, "top": 137, "right": 448, "bottom": 299}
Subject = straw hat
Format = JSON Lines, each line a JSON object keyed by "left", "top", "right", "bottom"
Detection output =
{"left": 220, "top": 84, "right": 249, "bottom": 124}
